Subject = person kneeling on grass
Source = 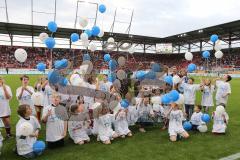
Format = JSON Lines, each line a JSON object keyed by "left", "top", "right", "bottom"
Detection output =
{"left": 212, "top": 105, "right": 229, "bottom": 134}
{"left": 68, "top": 104, "right": 91, "bottom": 145}
{"left": 96, "top": 103, "right": 118, "bottom": 145}
{"left": 16, "top": 104, "right": 41, "bottom": 159}
{"left": 168, "top": 103, "right": 189, "bottom": 142}
{"left": 42, "top": 93, "right": 68, "bottom": 149}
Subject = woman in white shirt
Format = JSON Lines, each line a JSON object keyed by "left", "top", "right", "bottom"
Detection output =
{"left": 16, "top": 75, "right": 35, "bottom": 115}
{"left": 0, "top": 76, "right": 13, "bottom": 138}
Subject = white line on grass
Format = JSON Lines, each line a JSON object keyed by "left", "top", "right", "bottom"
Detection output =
{"left": 219, "top": 153, "right": 240, "bottom": 160}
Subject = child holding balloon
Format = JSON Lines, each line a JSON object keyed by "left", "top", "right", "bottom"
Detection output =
{"left": 212, "top": 105, "right": 229, "bottom": 134}
{"left": 190, "top": 105, "right": 205, "bottom": 131}
{"left": 168, "top": 103, "right": 189, "bottom": 142}
{"left": 16, "top": 104, "right": 42, "bottom": 158}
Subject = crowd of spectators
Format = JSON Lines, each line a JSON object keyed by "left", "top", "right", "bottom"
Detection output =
{"left": 0, "top": 45, "right": 240, "bottom": 71}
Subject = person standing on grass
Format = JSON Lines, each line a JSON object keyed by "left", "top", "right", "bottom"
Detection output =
{"left": 215, "top": 75, "right": 232, "bottom": 107}
{"left": 0, "top": 76, "right": 13, "bottom": 138}
{"left": 16, "top": 75, "right": 36, "bottom": 116}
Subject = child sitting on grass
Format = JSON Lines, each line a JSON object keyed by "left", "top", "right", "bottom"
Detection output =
{"left": 212, "top": 105, "right": 229, "bottom": 134}
{"left": 190, "top": 105, "right": 205, "bottom": 131}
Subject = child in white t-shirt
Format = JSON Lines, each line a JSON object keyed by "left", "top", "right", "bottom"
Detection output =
{"left": 215, "top": 75, "right": 232, "bottom": 106}
{"left": 212, "top": 105, "right": 229, "bottom": 134}
{"left": 181, "top": 77, "right": 201, "bottom": 119}
{"left": 201, "top": 79, "right": 215, "bottom": 112}
{"left": 96, "top": 105, "right": 118, "bottom": 144}
{"left": 168, "top": 103, "right": 189, "bottom": 142}
{"left": 42, "top": 93, "right": 68, "bottom": 149}
{"left": 16, "top": 104, "right": 41, "bottom": 159}
{"left": 68, "top": 104, "right": 90, "bottom": 145}
{"left": 16, "top": 75, "right": 35, "bottom": 115}
{"left": 190, "top": 105, "right": 205, "bottom": 131}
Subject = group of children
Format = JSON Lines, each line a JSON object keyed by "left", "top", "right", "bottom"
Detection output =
{"left": 0, "top": 73, "right": 232, "bottom": 158}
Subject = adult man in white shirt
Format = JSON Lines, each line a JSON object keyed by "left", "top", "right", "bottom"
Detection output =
{"left": 215, "top": 75, "right": 232, "bottom": 106}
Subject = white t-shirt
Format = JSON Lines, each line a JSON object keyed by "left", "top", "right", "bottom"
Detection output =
{"left": 68, "top": 120, "right": 90, "bottom": 144}
{"left": 201, "top": 85, "right": 215, "bottom": 107}
{"left": 97, "top": 114, "right": 115, "bottom": 142}
{"left": 168, "top": 110, "right": 185, "bottom": 136}
{"left": 83, "top": 83, "right": 96, "bottom": 108}
{"left": 190, "top": 112, "right": 204, "bottom": 126}
{"left": 181, "top": 83, "right": 200, "bottom": 105}
{"left": 16, "top": 86, "right": 35, "bottom": 115}
{"left": 42, "top": 105, "right": 65, "bottom": 142}
{"left": 215, "top": 81, "right": 231, "bottom": 105}
{"left": 114, "top": 110, "right": 130, "bottom": 136}
{"left": 0, "top": 85, "right": 12, "bottom": 117}
{"left": 16, "top": 116, "right": 40, "bottom": 155}
{"left": 212, "top": 111, "right": 229, "bottom": 133}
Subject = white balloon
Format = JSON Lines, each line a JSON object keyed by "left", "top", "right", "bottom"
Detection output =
{"left": 198, "top": 124, "right": 208, "bottom": 133}
{"left": 214, "top": 40, "right": 222, "bottom": 51}
{"left": 98, "top": 29, "right": 104, "bottom": 38}
{"left": 80, "top": 33, "right": 88, "bottom": 41}
{"left": 151, "top": 96, "right": 161, "bottom": 105}
{"left": 128, "top": 46, "right": 136, "bottom": 54}
{"left": 216, "top": 105, "right": 225, "bottom": 115}
{"left": 185, "top": 52, "right": 193, "bottom": 61}
{"left": 176, "top": 94, "right": 184, "bottom": 105}
{"left": 117, "top": 56, "right": 126, "bottom": 66}
{"left": 18, "top": 122, "right": 34, "bottom": 136}
{"left": 107, "top": 37, "right": 115, "bottom": 43}
{"left": 89, "top": 43, "right": 97, "bottom": 52}
{"left": 15, "top": 48, "right": 27, "bottom": 63}
{"left": 70, "top": 74, "right": 83, "bottom": 86}
{"left": 31, "top": 92, "right": 43, "bottom": 106}
{"left": 39, "top": 32, "right": 49, "bottom": 42}
{"left": 79, "top": 17, "right": 88, "bottom": 28}
{"left": 215, "top": 50, "right": 223, "bottom": 59}
{"left": 173, "top": 75, "right": 181, "bottom": 85}
{"left": 82, "top": 40, "right": 89, "bottom": 48}
{"left": 117, "top": 69, "right": 126, "bottom": 80}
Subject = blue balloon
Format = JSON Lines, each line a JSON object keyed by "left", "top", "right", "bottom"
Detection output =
{"left": 36, "top": 62, "right": 46, "bottom": 72}
{"left": 99, "top": 4, "right": 106, "bottom": 13}
{"left": 161, "top": 94, "right": 171, "bottom": 104}
{"left": 145, "top": 71, "right": 156, "bottom": 79}
{"left": 48, "top": 71, "right": 60, "bottom": 84}
{"left": 92, "top": 26, "right": 100, "bottom": 36}
{"left": 45, "top": 37, "right": 56, "bottom": 49}
{"left": 168, "top": 90, "right": 180, "bottom": 102}
{"left": 104, "top": 54, "right": 111, "bottom": 62}
{"left": 120, "top": 99, "right": 129, "bottom": 108}
{"left": 33, "top": 141, "right": 46, "bottom": 154}
{"left": 201, "top": 114, "right": 211, "bottom": 123}
{"left": 61, "top": 59, "right": 68, "bottom": 68}
{"left": 47, "top": 21, "right": 57, "bottom": 32}
{"left": 202, "top": 51, "right": 210, "bottom": 59}
{"left": 151, "top": 63, "right": 161, "bottom": 72}
{"left": 210, "top": 34, "right": 219, "bottom": 43}
{"left": 183, "top": 121, "right": 192, "bottom": 131}
{"left": 109, "top": 59, "right": 117, "bottom": 71}
{"left": 164, "top": 76, "right": 173, "bottom": 85}
{"left": 84, "top": 29, "right": 92, "bottom": 38}
{"left": 59, "top": 77, "right": 68, "bottom": 87}
{"left": 136, "top": 70, "right": 145, "bottom": 81}
{"left": 108, "top": 73, "right": 116, "bottom": 82}
{"left": 187, "top": 63, "right": 197, "bottom": 73}
{"left": 70, "top": 33, "right": 79, "bottom": 42}
{"left": 83, "top": 54, "right": 91, "bottom": 61}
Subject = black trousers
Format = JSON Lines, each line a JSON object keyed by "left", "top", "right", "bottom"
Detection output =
{"left": 185, "top": 104, "right": 194, "bottom": 120}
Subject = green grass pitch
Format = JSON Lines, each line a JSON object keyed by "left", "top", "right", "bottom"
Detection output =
{"left": 0, "top": 75, "right": 240, "bottom": 160}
